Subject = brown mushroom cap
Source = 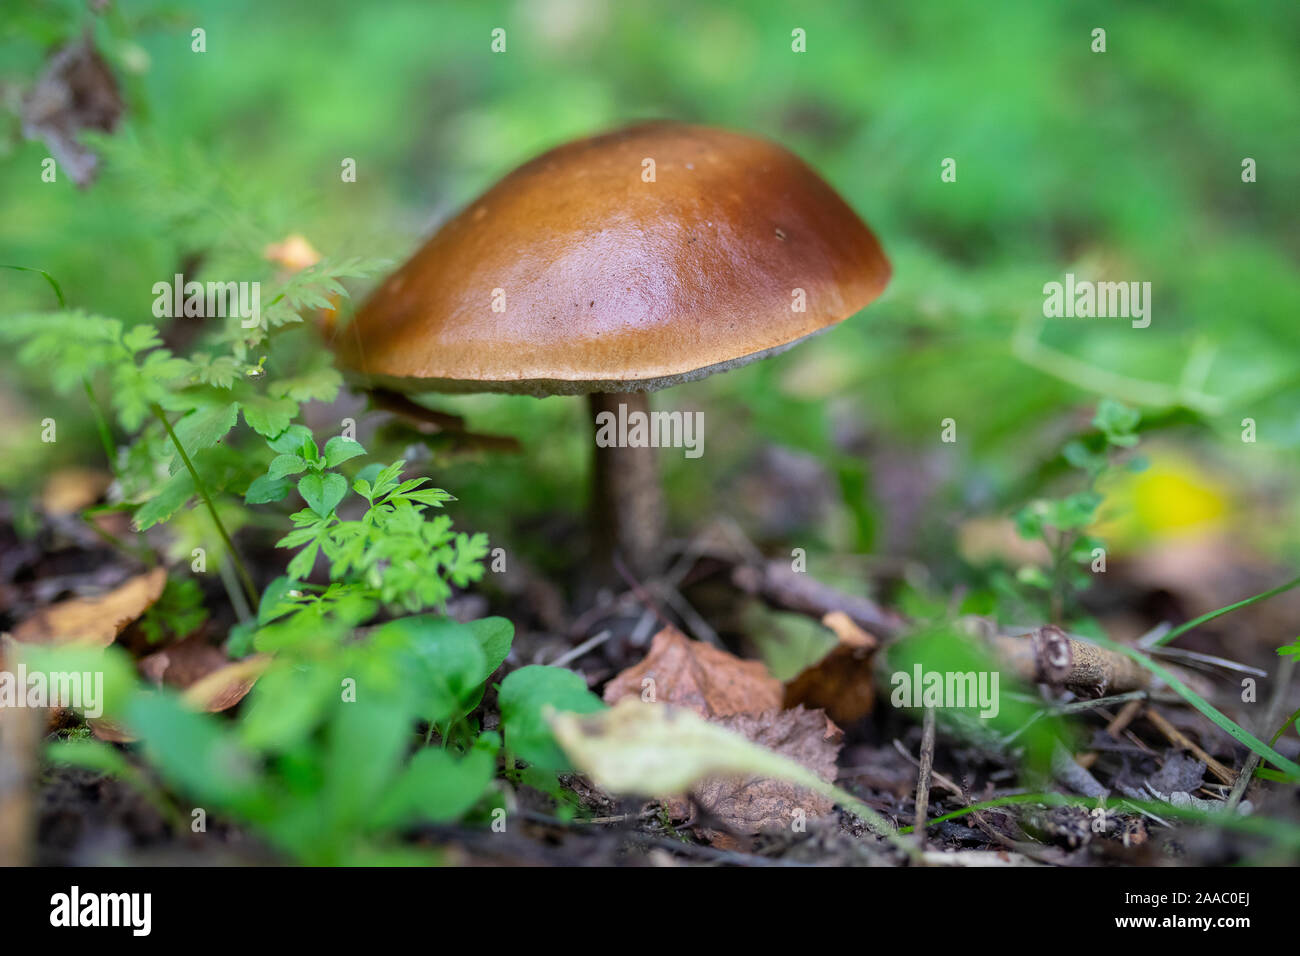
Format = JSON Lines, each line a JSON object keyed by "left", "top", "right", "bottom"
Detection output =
{"left": 335, "top": 121, "right": 890, "bottom": 396}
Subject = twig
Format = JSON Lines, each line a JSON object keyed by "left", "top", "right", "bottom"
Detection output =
{"left": 1228, "top": 656, "right": 1296, "bottom": 809}
{"left": 656, "top": 583, "right": 722, "bottom": 648}
{"left": 891, "top": 740, "right": 1055, "bottom": 859}
{"left": 914, "top": 707, "right": 936, "bottom": 854}
{"left": 1106, "top": 698, "right": 1147, "bottom": 738}
{"left": 991, "top": 626, "right": 1154, "bottom": 696}
{"left": 1149, "top": 645, "right": 1267, "bottom": 678}
{"left": 549, "top": 629, "right": 614, "bottom": 669}
{"left": 1053, "top": 690, "right": 1149, "bottom": 716}
{"left": 1143, "top": 706, "right": 1236, "bottom": 786}
{"left": 730, "top": 560, "right": 902, "bottom": 639}
{"left": 0, "top": 645, "right": 38, "bottom": 866}
{"left": 1050, "top": 740, "right": 1108, "bottom": 798}
{"left": 611, "top": 553, "right": 676, "bottom": 636}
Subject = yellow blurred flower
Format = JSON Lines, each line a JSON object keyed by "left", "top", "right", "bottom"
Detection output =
{"left": 1095, "top": 449, "right": 1230, "bottom": 551}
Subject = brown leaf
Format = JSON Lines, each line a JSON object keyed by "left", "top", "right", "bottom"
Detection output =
{"left": 20, "top": 32, "right": 123, "bottom": 187}
{"left": 140, "top": 635, "right": 269, "bottom": 712}
{"left": 88, "top": 718, "right": 134, "bottom": 743}
{"left": 11, "top": 567, "right": 166, "bottom": 647}
{"left": 40, "top": 468, "right": 111, "bottom": 515}
{"left": 691, "top": 705, "right": 843, "bottom": 834}
{"left": 181, "top": 655, "right": 271, "bottom": 712}
{"left": 139, "top": 634, "right": 225, "bottom": 689}
{"left": 603, "top": 626, "right": 782, "bottom": 718}
{"left": 86, "top": 650, "right": 269, "bottom": 744}
{"left": 783, "top": 611, "right": 879, "bottom": 724}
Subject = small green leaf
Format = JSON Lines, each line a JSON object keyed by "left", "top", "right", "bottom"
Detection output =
{"left": 371, "top": 615, "right": 488, "bottom": 724}
{"left": 134, "top": 469, "right": 195, "bottom": 530}
{"left": 245, "top": 472, "right": 291, "bottom": 504}
{"left": 1016, "top": 565, "right": 1052, "bottom": 590}
{"left": 268, "top": 424, "right": 316, "bottom": 456}
{"left": 298, "top": 471, "right": 347, "bottom": 516}
{"left": 47, "top": 737, "right": 132, "bottom": 776}
{"left": 323, "top": 436, "right": 365, "bottom": 468}
{"left": 370, "top": 746, "right": 496, "bottom": 828}
{"left": 287, "top": 541, "right": 319, "bottom": 579}
{"left": 1093, "top": 399, "right": 1140, "bottom": 444}
{"left": 126, "top": 693, "right": 259, "bottom": 809}
{"left": 499, "top": 665, "right": 605, "bottom": 770}
{"left": 257, "top": 575, "right": 298, "bottom": 624}
{"left": 242, "top": 395, "right": 299, "bottom": 438}
{"left": 170, "top": 401, "right": 239, "bottom": 471}
{"left": 269, "top": 454, "right": 308, "bottom": 479}
{"left": 467, "top": 617, "right": 514, "bottom": 677}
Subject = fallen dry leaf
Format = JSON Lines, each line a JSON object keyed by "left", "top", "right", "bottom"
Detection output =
{"left": 88, "top": 718, "right": 134, "bottom": 744}
{"left": 40, "top": 468, "right": 111, "bottom": 515}
{"left": 550, "top": 699, "right": 896, "bottom": 841}
{"left": 181, "top": 654, "right": 271, "bottom": 712}
{"left": 603, "top": 626, "right": 782, "bottom": 718}
{"left": 11, "top": 567, "right": 166, "bottom": 647}
{"left": 140, "top": 635, "right": 269, "bottom": 712}
{"left": 692, "top": 705, "right": 843, "bottom": 834}
{"left": 783, "top": 611, "right": 879, "bottom": 725}
{"left": 87, "top": 652, "right": 270, "bottom": 743}
{"left": 20, "top": 32, "right": 123, "bottom": 186}
{"left": 139, "top": 634, "right": 227, "bottom": 689}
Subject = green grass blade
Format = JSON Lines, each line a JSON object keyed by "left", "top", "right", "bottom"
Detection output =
{"left": 1, "top": 264, "right": 66, "bottom": 307}
{"left": 1092, "top": 635, "right": 1300, "bottom": 777}
{"left": 1154, "top": 572, "right": 1300, "bottom": 646}
{"left": 905, "top": 791, "right": 1300, "bottom": 849}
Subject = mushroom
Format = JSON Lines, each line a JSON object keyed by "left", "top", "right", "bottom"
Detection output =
{"left": 333, "top": 121, "right": 890, "bottom": 579}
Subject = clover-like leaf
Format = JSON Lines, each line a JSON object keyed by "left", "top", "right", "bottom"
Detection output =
{"left": 298, "top": 471, "right": 347, "bottom": 517}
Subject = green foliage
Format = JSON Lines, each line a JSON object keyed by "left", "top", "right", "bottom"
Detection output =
{"left": 48, "top": 615, "right": 518, "bottom": 864}
{"left": 1010, "top": 400, "right": 1145, "bottom": 624}
{"left": 0, "top": 118, "right": 580, "bottom": 864}
{"left": 499, "top": 666, "right": 606, "bottom": 771}
{"left": 245, "top": 429, "right": 489, "bottom": 623}
{"left": 139, "top": 578, "right": 209, "bottom": 644}
{"left": 8, "top": 0, "right": 1298, "bottom": 864}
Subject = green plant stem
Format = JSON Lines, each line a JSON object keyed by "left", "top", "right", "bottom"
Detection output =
{"left": 82, "top": 378, "right": 120, "bottom": 477}
{"left": 80, "top": 510, "right": 155, "bottom": 566}
{"left": 1271, "top": 705, "right": 1300, "bottom": 747}
{"left": 1153, "top": 573, "right": 1300, "bottom": 646}
{"left": 152, "top": 403, "right": 260, "bottom": 608}
{"left": 1047, "top": 528, "right": 1068, "bottom": 625}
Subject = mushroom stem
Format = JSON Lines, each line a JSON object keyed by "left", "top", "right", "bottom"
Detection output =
{"left": 589, "top": 391, "right": 665, "bottom": 581}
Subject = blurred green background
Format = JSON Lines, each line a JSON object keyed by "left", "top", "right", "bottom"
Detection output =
{"left": 2, "top": 0, "right": 1298, "bottom": 598}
